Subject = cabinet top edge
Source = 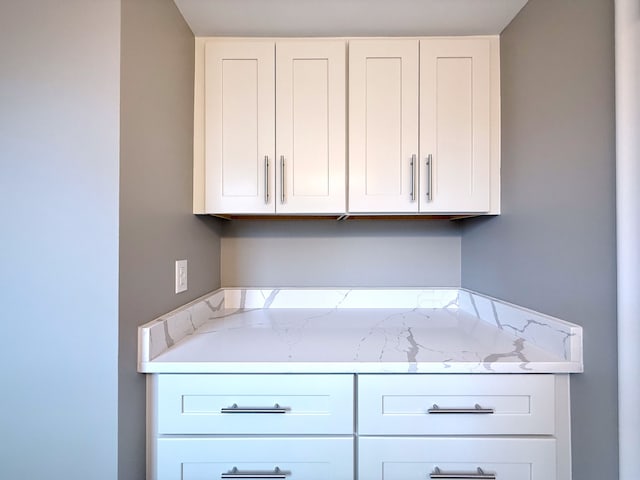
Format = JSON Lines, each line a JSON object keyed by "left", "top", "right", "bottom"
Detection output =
{"left": 195, "top": 35, "right": 500, "bottom": 42}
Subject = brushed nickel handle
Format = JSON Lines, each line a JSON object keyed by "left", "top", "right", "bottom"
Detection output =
{"left": 264, "top": 155, "right": 270, "bottom": 204}
{"left": 280, "top": 155, "right": 285, "bottom": 204}
{"left": 410, "top": 154, "right": 416, "bottom": 201}
{"left": 430, "top": 467, "right": 496, "bottom": 479}
{"left": 220, "top": 403, "right": 290, "bottom": 414}
{"left": 221, "top": 466, "right": 289, "bottom": 479}
{"left": 426, "top": 154, "right": 433, "bottom": 201}
{"left": 428, "top": 403, "right": 494, "bottom": 414}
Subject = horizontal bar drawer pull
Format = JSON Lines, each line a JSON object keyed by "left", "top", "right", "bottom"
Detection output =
{"left": 221, "top": 466, "right": 289, "bottom": 479}
{"left": 430, "top": 467, "right": 496, "bottom": 480}
{"left": 220, "top": 403, "right": 291, "bottom": 414}
{"left": 428, "top": 403, "right": 494, "bottom": 414}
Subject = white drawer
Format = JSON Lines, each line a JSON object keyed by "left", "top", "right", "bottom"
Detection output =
{"left": 358, "top": 374, "right": 555, "bottom": 435}
{"left": 156, "top": 437, "right": 354, "bottom": 480}
{"left": 358, "top": 437, "right": 556, "bottom": 480}
{"left": 156, "top": 374, "right": 353, "bottom": 434}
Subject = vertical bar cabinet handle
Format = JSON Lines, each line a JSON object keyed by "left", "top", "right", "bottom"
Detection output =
{"left": 410, "top": 154, "right": 416, "bottom": 201}
{"left": 264, "top": 155, "right": 270, "bottom": 204}
{"left": 426, "top": 154, "right": 433, "bottom": 201}
{"left": 280, "top": 155, "right": 285, "bottom": 204}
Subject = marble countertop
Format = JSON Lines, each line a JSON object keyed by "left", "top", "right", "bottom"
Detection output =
{"left": 138, "top": 288, "right": 583, "bottom": 374}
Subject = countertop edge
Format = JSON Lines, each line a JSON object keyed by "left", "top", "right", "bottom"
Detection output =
{"left": 138, "top": 360, "right": 584, "bottom": 375}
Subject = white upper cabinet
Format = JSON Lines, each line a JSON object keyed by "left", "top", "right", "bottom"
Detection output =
{"left": 197, "top": 38, "right": 346, "bottom": 215}
{"left": 348, "top": 40, "right": 419, "bottom": 213}
{"left": 194, "top": 36, "right": 500, "bottom": 216}
{"left": 204, "top": 40, "right": 275, "bottom": 214}
{"left": 420, "top": 38, "right": 493, "bottom": 213}
{"left": 349, "top": 37, "right": 499, "bottom": 214}
{"left": 276, "top": 40, "right": 346, "bottom": 214}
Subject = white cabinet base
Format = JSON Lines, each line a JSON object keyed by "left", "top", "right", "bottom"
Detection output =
{"left": 146, "top": 374, "right": 572, "bottom": 480}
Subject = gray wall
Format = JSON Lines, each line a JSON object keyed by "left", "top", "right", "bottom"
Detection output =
{"left": 461, "top": 0, "right": 617, "bottom": 478}
{"left": 119, "top": 0, "right": 221, "bottom": 478}
{"left": 221, "top": 220, "right": 461, "bottom": 287}
{"left": 0, "top": 1, "right": 121, "bottom": 478}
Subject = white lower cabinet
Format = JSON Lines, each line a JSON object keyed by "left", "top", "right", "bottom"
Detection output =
{"left": 356, "top": 374, "right": 567, "bottom": 480}
{"left": 358, "top": 437, "right": 557, "bottom": 480}
{"left": 148, "top": 374, "right": 570, "bottom": 480}
{"left": 150, "top": 374, "right": 355, "bottom": 480}
{"left": 157, "top": 437, "right": 353, "bottom": 480}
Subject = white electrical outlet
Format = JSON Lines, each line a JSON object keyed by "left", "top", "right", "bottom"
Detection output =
{"left": 175, "top": 259, "right": 188, "bottom": 294}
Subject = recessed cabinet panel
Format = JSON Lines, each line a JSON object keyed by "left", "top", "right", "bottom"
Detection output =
{"left": 349, "top": 39, "right": 419, "bottom": 213}
{"left": 292, "top": 59, "right": 329, "bottom": 196}
{"left": 276, "top": 40, "right": 346, "bottom": 213}
{"left": 420, "top": 38, "right": 492, "bottom": 212}
{"left": 365, "top": 58, "right": 402, "bottom": 197}
{"left": 204, "top": 40, "right": 275, "bottom": 213}
{"left": 358, "top": 437, "right": 556, "bottom": 480}
{"left": 221, "top": 59, "right": 259, "bottom": 197}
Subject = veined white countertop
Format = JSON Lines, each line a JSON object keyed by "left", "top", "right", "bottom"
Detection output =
{"left": 138, "top": 288, "right": 583, "bottom": 374}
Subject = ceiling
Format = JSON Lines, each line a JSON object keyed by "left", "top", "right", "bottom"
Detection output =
{"left": 173, "top": 0, "right": 529, "bottom": 37}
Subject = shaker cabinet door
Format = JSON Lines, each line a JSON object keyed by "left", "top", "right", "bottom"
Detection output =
{"left": 420, "top": 38, "right": 493, "bottom": 213}
{"left": 276, "top": 40, "right": 346, "bottom": 214}
{"left": 348, "top": 39, "right": 419, "bottom": 213}
{"left": 204, "top": 40, "right": 275, "bottom": 214}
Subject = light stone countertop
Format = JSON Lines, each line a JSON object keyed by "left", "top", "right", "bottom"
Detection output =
{"left": 138, "top": 288, "right": 583, "bottom": 374}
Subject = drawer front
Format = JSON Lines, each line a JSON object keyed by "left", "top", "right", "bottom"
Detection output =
{"left": 358, "top": 437, "right": 556, "bottom": 480}
{"left": 156, "top": 437, "right": 354, "bottom": 480}
{"left": 358, "top": 374, "right": 555, "bottom": 435}
{"left": 157, "top": 374, "right": 353, "bottom": 434}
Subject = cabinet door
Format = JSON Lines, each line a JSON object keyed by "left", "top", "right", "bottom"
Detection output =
{"left": 157, "top": 437, "right": 353, "bottom": 480}
{"left": 420, "top": 38, "right": 492, "bottom": 212}
{"left": 204, "top": 40, "right": 275, "bottom": 214}
{"left": 276, "top": 41, "right": 346, "bottom": 214}
{"left": 349, "top": 40, "right": 419, "bottom": 213}
{"left": 359, "top": 437, "right": 556, "bottom": 480}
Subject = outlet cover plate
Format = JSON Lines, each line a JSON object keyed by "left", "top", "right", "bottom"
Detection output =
{"left": 175, "top": 259, "right": 188, "bottom": 293}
